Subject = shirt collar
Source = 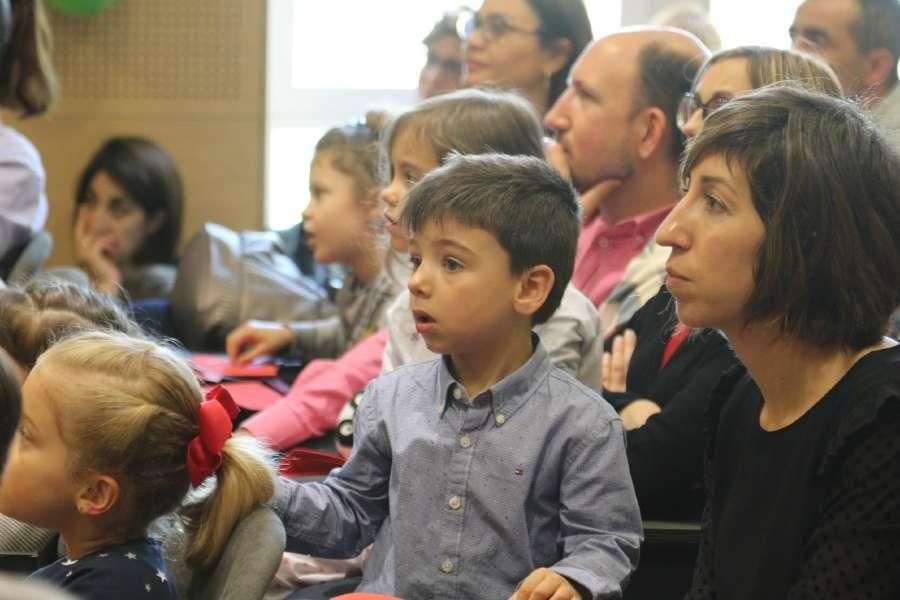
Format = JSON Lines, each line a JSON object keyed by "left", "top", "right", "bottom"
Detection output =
{"left": 436, "top": 333, "right": 551, "bottom": 422}
{"left": 587, "top": 204, "right": 673, "bottom": 240}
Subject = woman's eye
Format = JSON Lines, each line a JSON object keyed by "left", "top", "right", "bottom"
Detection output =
{"left": 402, "top": 170, "right": 419, "bottom": 185}
{"left": 408, "top": 255, "right": 422, "bottom": 269}
{"left": 704, "top": 194, "right": 727, "bottom": 213}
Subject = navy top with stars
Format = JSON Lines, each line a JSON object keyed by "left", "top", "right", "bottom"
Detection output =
{"left": 29, "top": 537, "right": 176, "bottom": 599}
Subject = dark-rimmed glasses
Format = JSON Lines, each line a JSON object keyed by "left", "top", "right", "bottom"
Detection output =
{"left": 456, "top": 10, "right": 542, "bottom": 43}
{"left": 676, "top": 92, "right": 733, "bottom": 133}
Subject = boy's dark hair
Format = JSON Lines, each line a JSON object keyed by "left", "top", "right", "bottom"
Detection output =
{"left": 682, "top": 84, "right": 900, "bottom": 350}
{"left": 75, "top": 137, "right": 184, "bottom": 266}
{"left": 0, "top": 278, "right": 143, "bottom": 370}
{"left": 401, "top": 153, "right": 580, "bottom": 325}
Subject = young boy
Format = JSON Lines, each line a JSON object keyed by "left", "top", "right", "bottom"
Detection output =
{"left": 272, "top": 154, "right": 642, "bottom": 599}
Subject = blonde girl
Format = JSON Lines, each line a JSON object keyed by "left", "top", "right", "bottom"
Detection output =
{"left": 0, "top": 331, "right": 274, "bottom": 598}
{"left": 226, "top": 112, "right": 401, "bottom": 364}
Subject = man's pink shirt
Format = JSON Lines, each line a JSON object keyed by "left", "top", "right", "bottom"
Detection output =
{"left": 572, "top": 205, "right": 672, "bottom": 307}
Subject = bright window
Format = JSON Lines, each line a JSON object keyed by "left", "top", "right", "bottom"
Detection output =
{"left": 265, "top": 1, "right": 622, "bottom": 230}
{"left": 710, "top": 0, "right": 801, "bottom": 50}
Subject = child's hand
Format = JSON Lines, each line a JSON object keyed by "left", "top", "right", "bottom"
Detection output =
{"left": 225, "top": 320, "right": 293, "bottom": 365}
{"left": 508, "top": 568, "right": 582, "bottom": 600}
{"left": 601, "top": 328, "right": 637, "bottom": 392}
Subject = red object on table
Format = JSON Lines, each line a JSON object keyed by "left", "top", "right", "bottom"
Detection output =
{"left": 278, "top": 447, "right": 346, "bottom": 477}
{"left": 191, "top": 353, "right": 279, "bottom": 383}
{"left": 332, "top": 595, "right": 403, "bottom": 600}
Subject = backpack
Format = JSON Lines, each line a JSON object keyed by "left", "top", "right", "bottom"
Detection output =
{"left": 171, "top": 223, "right": 335, "bottom": 350}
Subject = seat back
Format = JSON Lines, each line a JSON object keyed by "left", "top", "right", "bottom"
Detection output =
{"left": 163, "top": 507, "right": 286, "bottom": 600}
{"left": 2, "top": 231, "right": 52, "bottom": 287}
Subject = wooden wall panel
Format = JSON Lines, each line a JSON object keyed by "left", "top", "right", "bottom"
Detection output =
{"left": 5, "top": 0, "right": 266, "bottom": 267}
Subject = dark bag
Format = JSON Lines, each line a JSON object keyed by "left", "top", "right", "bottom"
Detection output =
{"left": 171, "top": 223, "right": 334, "bottom": 350}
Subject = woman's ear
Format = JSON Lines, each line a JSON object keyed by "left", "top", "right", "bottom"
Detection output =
{"left": 76, "top": 472, "right": 121, "bottom": 517}
{"left": 513, "top": 265, "right": 555, "bottom": 319}
{"left": 145, "top": 211, "right": 166, "bottom": 237}
{"left": 541, "top": 38, "right": 573, "bottom": 80}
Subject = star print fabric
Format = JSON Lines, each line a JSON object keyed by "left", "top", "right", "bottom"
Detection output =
{"left": 29, "top": 537, "right": 176, "bottom": 599}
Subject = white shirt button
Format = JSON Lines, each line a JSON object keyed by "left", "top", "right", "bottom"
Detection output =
{"left": 448, "top": 495, "right": 462, "bottom": 510}
{"left": 440, "top": 558, "right": 455, "bottom": 573}
{"left": 495, "top": 414, "right": 506, "bottom": 425}
{"left": 598, "top": 237, "right": 610, "bottom": 248}
{"left": 452, "top": 386, "right": 463, "bottom": 401}
{"left": 459, "top": 435, "right": 471, "bottom": 449}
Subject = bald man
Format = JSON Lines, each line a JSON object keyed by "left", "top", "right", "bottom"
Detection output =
{"left": 546, "top": 28, "right": 709, "bottom": 333}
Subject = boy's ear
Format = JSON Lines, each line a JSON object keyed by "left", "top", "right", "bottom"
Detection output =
{"left": 76, "top": 472, "right": 121, "bottom": 517}
{"left": 513, "top": 265, "right": 555, "bottom": 319}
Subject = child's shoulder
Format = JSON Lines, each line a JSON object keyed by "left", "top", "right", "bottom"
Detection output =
{"left": 544, "top": 363, "right": 620, "bottom": 423}
{"left": 31, "top": 538, "right": 176, "bottom": 600}
{"left": 369, "top": 356, "right": 442, "bottom": 393}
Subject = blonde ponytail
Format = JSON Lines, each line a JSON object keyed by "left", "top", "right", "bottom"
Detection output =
{"left": 182, "top": 434, "right": 275, "bottom": 570}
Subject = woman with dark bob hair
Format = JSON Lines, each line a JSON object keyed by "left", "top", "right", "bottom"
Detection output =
{"left": 54, "top": 136, "right": 183, "bottom": 300}
{"left": 458, "top": 0, "right": 592, "bottom": 115}
{"left": 656, "top": 85, "right": 900, "bottom": 598}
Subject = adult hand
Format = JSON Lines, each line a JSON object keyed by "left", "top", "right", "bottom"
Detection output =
{"left": 601, "top": 329, "right": 637, "bottom": 392}
{"left": 225, "top": 319, "right": 293, "bottom": 365}
{"left": 73, "top": 206, "right": 122, "bottom": 296}
{"left": 620, "top": 399, "right": 662, "bottom": 430}
{"left": 507, "top": 568, "right": 582, "bottom": 600}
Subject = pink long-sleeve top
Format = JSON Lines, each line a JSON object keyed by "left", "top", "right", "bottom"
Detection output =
{"left": 241, "top": 327, "right": 388, "bottom": 449}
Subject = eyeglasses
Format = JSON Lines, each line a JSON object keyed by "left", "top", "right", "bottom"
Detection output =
{"left": 676, "top": 92, "right": 733, "bottom": 133}
{"left": 456, "top": 10, "right": 542, "bottom": 43}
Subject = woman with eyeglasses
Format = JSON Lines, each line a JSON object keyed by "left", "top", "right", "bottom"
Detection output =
{"left": 458, "top": 0, "right": 592, "bottom": 115}
{"left": 677, "top": 46, "right": 842, "bottom": 139}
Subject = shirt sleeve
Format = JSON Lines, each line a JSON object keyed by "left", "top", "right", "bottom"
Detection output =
{"left": 535, "top": 284, "right": 603, "bottom": 388}
{"left": 0, "top": 154, "right": 45, "bottom": 259}
{"left": 269, "top": 382, "right": 393, "bottom": 557}
{"left": 286, "top": 314, "right": 347, "bottom": 359}
{"left": 787, "top": 403, "right": 900, "bottom": 598}
{"left": 550, "top": 416, "right": 643, "bottom": 598}
{"left": 241, "top": 327, "right": 388, "bottom": 449}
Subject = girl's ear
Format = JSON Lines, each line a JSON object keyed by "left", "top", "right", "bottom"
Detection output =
{"left": 76, "top": 473, "right": 121, "bottom": 517}
{"left": 513, "top": 264, "right": 555, "bottom": 319}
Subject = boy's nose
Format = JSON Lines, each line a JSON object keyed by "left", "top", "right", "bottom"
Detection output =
{"left": 407, "top": 266, "right": 430, "bottom": 298}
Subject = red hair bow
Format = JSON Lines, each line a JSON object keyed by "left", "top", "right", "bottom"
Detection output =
{"left": 186, "top": 385, "right": 239, "bottom": 487}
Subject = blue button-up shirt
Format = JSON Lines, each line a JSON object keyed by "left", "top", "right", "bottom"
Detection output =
{"left": 272, "top": 339, "right": 642, "bottom": 599}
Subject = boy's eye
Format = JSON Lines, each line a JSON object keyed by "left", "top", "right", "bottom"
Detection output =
{"left": 443, "top": 257, "right": 463, "bottom": 272}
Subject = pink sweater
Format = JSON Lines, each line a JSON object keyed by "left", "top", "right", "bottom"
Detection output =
{"left": 241, "top": 327, "right": 388, "bottom": 449}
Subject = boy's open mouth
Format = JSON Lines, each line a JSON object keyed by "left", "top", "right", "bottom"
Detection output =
{"left": 412, "top": 310, "right": 436, "bottom": 334}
